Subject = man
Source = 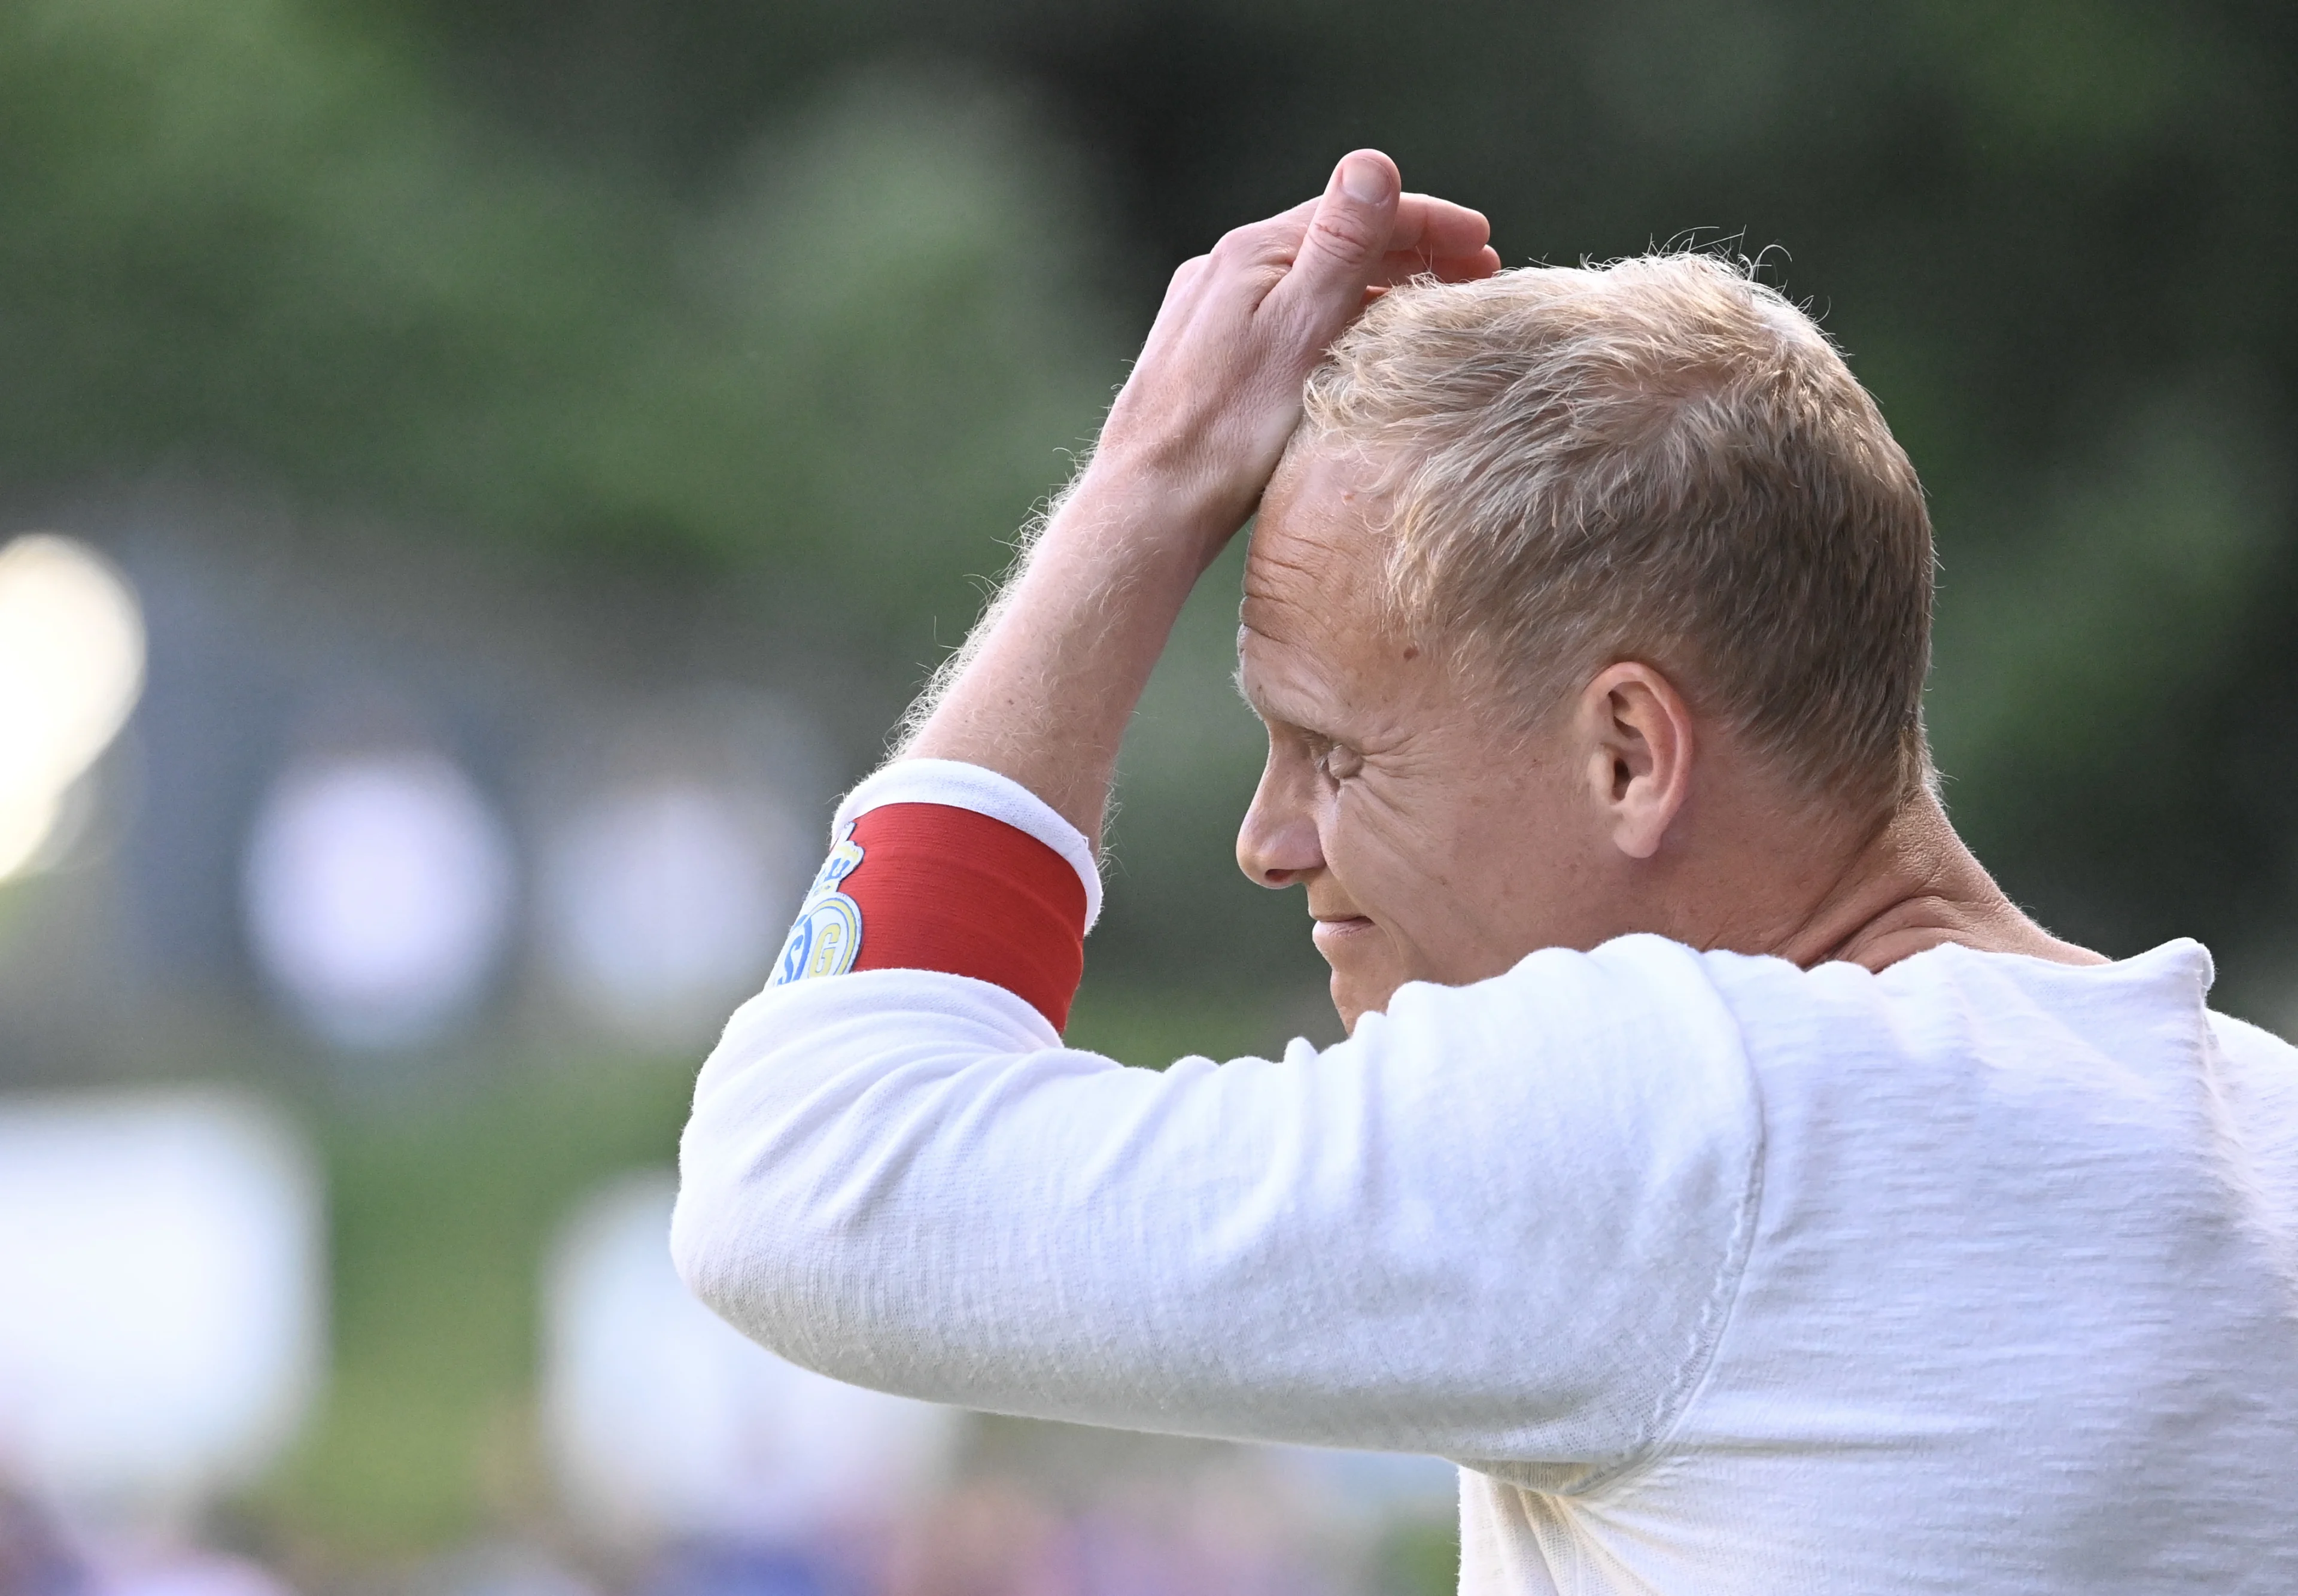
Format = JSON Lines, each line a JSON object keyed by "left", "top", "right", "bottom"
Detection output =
{"left": 673, "top": 152, "right": 2298, "bottom": 1591}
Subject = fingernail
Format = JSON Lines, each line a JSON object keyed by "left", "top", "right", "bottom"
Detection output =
{"left": 1340, "top": 156, "right": 1388, "bottom": 205}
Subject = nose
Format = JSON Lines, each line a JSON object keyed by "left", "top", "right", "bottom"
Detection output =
{"left": 1236, "top": 743, "right": 1325, "bottom": 887}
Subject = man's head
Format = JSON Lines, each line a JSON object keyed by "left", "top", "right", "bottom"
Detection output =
{"left": 1235, "top": 254, "right": 1937, "bottom": 1027}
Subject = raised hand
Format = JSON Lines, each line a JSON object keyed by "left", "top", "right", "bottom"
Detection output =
{"left": 1094, "top": 150, "right": 1499, "bottom": 563}
{"left": 899, "top": 152, "right": 1494, "bottom": 838}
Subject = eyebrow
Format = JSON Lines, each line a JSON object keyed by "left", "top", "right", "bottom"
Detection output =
{"left": 1233, "top": 649, "right": 1330, "bottom": 739}
{"left": 1233, "top": 669, "right": 1281, "bottom": 728}
{"left": 1232, "top": 627, "right": 1278, "bottom": 719}
{"left": 1230, "top": 649, "right": 1260, "bottom": 714}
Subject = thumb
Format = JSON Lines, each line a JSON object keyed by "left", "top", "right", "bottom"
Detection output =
{"left": 1275, "top": 150, "right": 1400, "bottom": 309}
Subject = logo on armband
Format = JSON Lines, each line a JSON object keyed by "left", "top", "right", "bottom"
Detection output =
{"left": 768, "top": 823, "right": 865, "bottom": 986}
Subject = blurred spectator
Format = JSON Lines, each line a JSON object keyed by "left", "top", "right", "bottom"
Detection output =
{"left": 881, "top": 1485, "right": 1065, "bottom": 1596}
{"left": 0, "top": 1485, "right": 82, "bottom": 1596}
{"left": 77, "top": 1545, "right": 290, "bottom": 1596}
{"left": 633, "top": 1542, "right": 853, "bottom": 1596}
{"left": 0, "top": 1093, "right": 320, "bottom": 1526}
{"left": 412, "top": 1540, "right": 600, "bottom": 1596}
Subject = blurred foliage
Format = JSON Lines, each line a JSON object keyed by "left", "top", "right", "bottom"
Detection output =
{"left": 0, "top": 0, "right": 1120, "bottom": 630}
{"left": 1374, "top": 1519, "right": 1461, "bottom": 1596}
{"left": 263, "top": 1059, "right": 692, "bottom": 1554}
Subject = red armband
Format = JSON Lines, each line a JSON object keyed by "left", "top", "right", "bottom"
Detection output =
{"left": 768, "top": 801, "right": 1089, "bottom": 1030}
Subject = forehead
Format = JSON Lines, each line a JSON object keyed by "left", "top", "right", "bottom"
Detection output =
{"left": 1238, "top": 448, "right": 1394, "bottom": 716}
{"left": 1241, "top": 449, "right": 1386, "bottom": 646}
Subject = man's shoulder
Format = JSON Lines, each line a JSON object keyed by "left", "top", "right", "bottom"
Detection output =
{"left": 2209, "top": 1004, "right": 2298, "bottom": 1073}
{"left": 1489, "top": 934, "right": 2256, "bottom": 1124}
{"left": 2204, "top": 1007, "right": 2298, "bottom": 1194}
{"left": 1391, "top": 933, "right": 2276, "bottom": 1115}
{"left": 1667, "top": 935, "right": 2298, "bottom": 1192}
{"left": 1677, "top": 934, "right": 2227, "bottom": 1059}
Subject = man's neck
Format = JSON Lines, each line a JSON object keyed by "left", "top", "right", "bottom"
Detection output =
{"left": 1763, "top": 794, "right": 2105, "bottom": 974}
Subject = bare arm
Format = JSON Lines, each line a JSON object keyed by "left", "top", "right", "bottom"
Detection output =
{"left": 898, "top": 150, "right": 1498, "bottom": 844}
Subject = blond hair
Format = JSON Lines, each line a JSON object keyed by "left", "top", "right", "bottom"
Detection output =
{"left": 1296, "top": 253, "right": 1935, "bottom": 813}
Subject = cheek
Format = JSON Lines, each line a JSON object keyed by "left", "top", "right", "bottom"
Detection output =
{"left": 1324, "top": 785, "right": 1458, "bottom": 962}
{"left": 1329, "top": 769, "right": 1548, "bottom": 984}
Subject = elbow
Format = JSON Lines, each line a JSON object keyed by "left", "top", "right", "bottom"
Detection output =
{"left": 668, "top": 1150, "right": 803, "bottom": 1352}
{"left": 670, "top": 1020, "right": 813, "bottom": 1343}
{"left": 671, "top": 1158, "right": 879, "bottom": 1388}
{"left": 667, "top": 997, "right": 968, "bottom": 1382}
{"left": 669, "top": 1113, "right": 840, "bottom": 1366}
{"left": 668, "top": 1168, "right": 744, "bottom": 1324}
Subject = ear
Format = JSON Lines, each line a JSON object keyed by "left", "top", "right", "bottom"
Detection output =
{"left": 1573, "top": 662, "right": 1695, "bottom": 861}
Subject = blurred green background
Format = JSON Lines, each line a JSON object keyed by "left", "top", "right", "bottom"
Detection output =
{"left": 1, "top": 0, "right": 2294, "bottom": 1589}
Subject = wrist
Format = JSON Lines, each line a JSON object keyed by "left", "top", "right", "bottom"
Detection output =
{"left": 1059, "top": 444, "right": 1258, "bottom": 574}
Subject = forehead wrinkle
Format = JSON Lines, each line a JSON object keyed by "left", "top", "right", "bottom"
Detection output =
{"left": 1238, "top": 603, "right": 1428, "bottom": 756}
{"left": 1242, "top": 539, "right": 1345, "bottom": 619}
{"left": 1233, "top": 621, "right": 1317, "bottom": 728}
{"left": 1239, "top": 446, "right": 1400, "bottom": 735}
{"left": 1242, "top": 528, "right": 1385, "bottom": 659}
{"left": 1247, "top": 445, "right": 1386, "bottom": 606}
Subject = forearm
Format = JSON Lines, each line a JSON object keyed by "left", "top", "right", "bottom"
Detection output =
{"left": 897, "top": 458, "right": 1226, "bottom": 846}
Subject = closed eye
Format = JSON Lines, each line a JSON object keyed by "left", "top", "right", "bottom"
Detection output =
{"left": 1314, "top": 737, "right": 1365, "bottom": 783}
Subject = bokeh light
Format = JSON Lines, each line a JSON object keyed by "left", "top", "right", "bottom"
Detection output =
{"left": 539, "top": 781, "right": 803, "bottom": 1048}
{"left": 241, "top": 750, "right": 516, "bottom": 1050}
{"left": 0, "top": 533, "right": 145, "bottom": 882}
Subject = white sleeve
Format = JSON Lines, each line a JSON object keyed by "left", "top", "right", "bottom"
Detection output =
{"left": 673, "top": 934, "right": 1765, "bottom": 1472}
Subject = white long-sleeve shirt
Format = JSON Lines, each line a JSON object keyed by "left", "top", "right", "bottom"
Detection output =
{"left": 673, "top": 764, "right": 2298, "bottom": 1594}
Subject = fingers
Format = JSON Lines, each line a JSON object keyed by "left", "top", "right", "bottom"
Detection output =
{"left": 1390, "top": 192, "right": 1493, "bottom": 259}
{"left": 1372, "top": 244, "right": 1503, "bottom": 287}
{"left": 1267, "top": 150, "right": 1403, "bottom": 312}
{"left": 1202, "top": 172, "right": 1497, "bottom": 291}
{"left": 1169, "top": 155, "right": 1497, "bottom": 362}
{"left": 1460, "top": 245, "right": 1504, "bottom": 279}
{"left": 1207, "top": 197, "right": 1320, "bottom": 271}
{"left": 1370, "top": 193, "right": 1498, "bottom": 285}
{"left": 1266, "top": 153, "right": 1503, "bottom": 321}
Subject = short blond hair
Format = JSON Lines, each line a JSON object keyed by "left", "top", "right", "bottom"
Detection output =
{"left": 1296, "top": 253, "right": 1935, "bottom": 813}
